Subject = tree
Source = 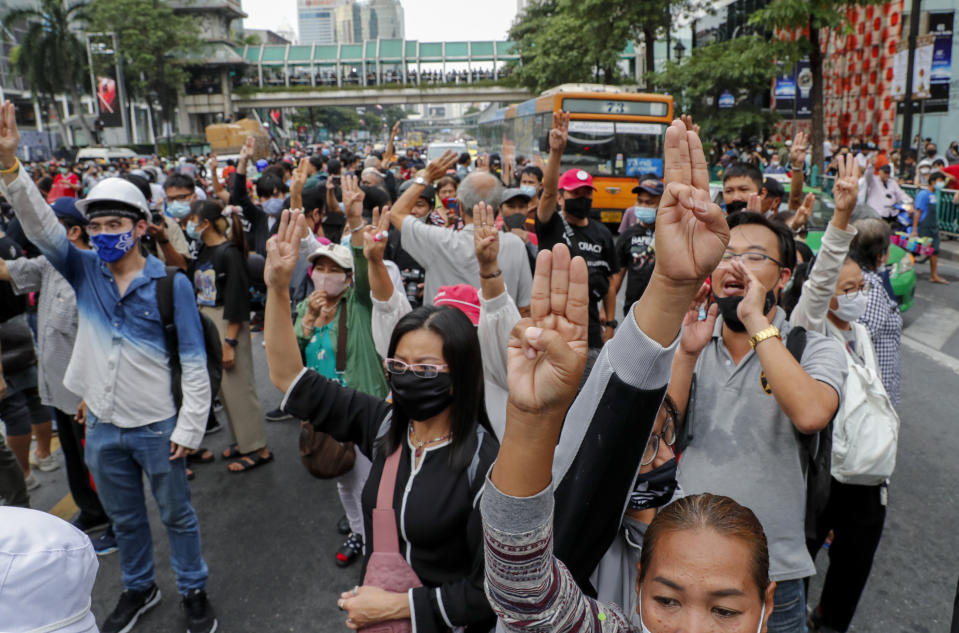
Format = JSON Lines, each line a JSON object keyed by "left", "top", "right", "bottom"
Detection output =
{"left": 625, "top": 0, "right": 708, "bottom": 87}
{"left": 647, "top": 36, "right": 782, "bottom": 143}
{"left": 312, "top": 107, "right": 360, "bottom": 136}
{"left": 88, "top": 0, "right": 202, "bottom": 141}
{"left": 4, "top": 0, "right": 96, "bottom": 144}
{"left": 749, "top": 0, "right": 886, "bottom": 169}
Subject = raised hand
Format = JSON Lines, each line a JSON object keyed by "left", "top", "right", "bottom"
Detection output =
{"left": 680, "top": 114, "right": 700, "bottom": 136}
{"left": 831, "top": 153, "right": 859, "bottom": 225}
{"left": 0, "top": 101, "right": 21, "bottom": 168}
{"left": 789, "top": 193, "right": 815, "bottom": 231}
{"left": 209, "top": 154, "right": 218, "bottom": 172}
{"left": 390, "top": 121, "right": 401, "bottom": 140}
{"left": 790, "top": 131, "right": 807, "bottom": 170}
{"left": 475, "top": 153, "right": 489, "bottom": 172}
{"left": 425, "top": 149, "right": 458, "bottom": 181}
{"left": 264, "top": 209, "right": 305, "bottom": 290}
{"left": 341, "top": 173, "right": 365, "bottom": 222}
{"left": 506, "top": 244, "right": 589, "bottom": 415}
{"left": 362, "top": 205, "right": 391, "bottom": 263}
{"left": 729, "top": 259, "right": 770, "bottom": 333}
{"left": 655, "top": 119, "right": 730, "bottom": 288}
{"left": 472, "top": 202, "right": 499, "bottom": 268}
{"left": 239, "top": 136, "right": 255, "bottom": 165}
{"left": 747, "top": 192, "right": 762, "bottom": 213}
{"left": 680, "top": 283, "right": 719, "bottom": 356}
{"left": 549, "top": 110, "right": 569, "bottom": 153}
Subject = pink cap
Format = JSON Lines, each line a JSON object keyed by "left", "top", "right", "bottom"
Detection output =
{"left": 558, "top": 169, "right": 596, "bottom": 192}
{"left": 433, "top": 284, "right": 480, "bottom": 325}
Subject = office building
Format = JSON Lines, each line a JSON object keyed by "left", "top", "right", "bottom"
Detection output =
{"left": 299, "top": 0, "right": 347, "bottom": 45}
{"left": 333, "top": 0, "right": 404, "bottom": 44}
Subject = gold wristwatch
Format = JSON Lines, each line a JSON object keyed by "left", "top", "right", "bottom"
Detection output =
{"left": 749, "top": 325, "right": 781, "bottom": 349}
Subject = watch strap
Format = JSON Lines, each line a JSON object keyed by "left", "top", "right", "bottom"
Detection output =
{"left": 749, "top": 325, "right": 781, "bottom": 349}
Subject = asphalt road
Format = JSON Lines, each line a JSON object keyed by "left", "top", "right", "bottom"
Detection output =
{"left": 22, "top": 257, "right": 959, "bottom": 633}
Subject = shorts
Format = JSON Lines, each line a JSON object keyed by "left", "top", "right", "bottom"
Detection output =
{"left": 918, "top": 226, "right": 940, "bottom": 254}
{"left": 0, "top": 366, "right": 50, "bottom": 436}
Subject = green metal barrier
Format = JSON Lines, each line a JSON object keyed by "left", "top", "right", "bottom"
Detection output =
{"left": 938, "top": 192, "right": 959, "bottom": 233}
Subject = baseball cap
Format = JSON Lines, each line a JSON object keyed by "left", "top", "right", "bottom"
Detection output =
{"left": 433, "top": 284, "right": 480, "bottom": 325}
{"left": 557, "top": 169, "right": 596, "bottom": 192}
{"left": 307, "top": 242, "right": 353, "bottom": 271}
{"left": 398, "top": 179, "right": 436, "bottom": 202}
{"left": 501, "top": 187, "right": 531, "bottom": 206}
{"left": 762, "top": 177, "right": 785, "bottom": 199}
{"left": 51, "top": 197, "right": 88, "bottom": 225}
{"left": 632, "top": 178, "right": 664, "bottom": 196}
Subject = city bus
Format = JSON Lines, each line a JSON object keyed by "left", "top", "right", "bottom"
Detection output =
{"left": 477, "top": 84, "right": 673, "bottom": 229}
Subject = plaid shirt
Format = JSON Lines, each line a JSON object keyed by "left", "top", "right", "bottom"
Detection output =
{"left": 858, "top": 268, "right": 902, "bottom": 404}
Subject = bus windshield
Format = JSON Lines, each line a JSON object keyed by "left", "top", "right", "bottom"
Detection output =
{"left": 561, "top": 121, "right": 667, "bottom": 179}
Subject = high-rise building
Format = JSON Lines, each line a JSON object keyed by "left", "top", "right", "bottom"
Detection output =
{"left": 299, "top": 0, "right": 347, "bottom": 45}
{"left": 332, "top": 0, "right": 404, "bottom": 44}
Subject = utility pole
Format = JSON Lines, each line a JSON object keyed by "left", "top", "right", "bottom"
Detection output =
{"left": 899, "top": 0, "right": 921, "bottom": 175}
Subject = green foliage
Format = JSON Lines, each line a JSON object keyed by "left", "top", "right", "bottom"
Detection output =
{"left": 313, "top": 107, "right": 360, "bottom": 135}
{"left": 87, "top": 0, "right": 202, "bottom": 122}
{"left": 648, "top": 36, "right": 783, "bottom": 141}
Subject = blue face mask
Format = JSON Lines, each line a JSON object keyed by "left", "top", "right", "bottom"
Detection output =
{"left": 90, "top": 230, "right": 137, "bottom": 263}
{"left": 166, "top": 200, "right": 191, "bottom": 219}
{"left": 263, "top": 197, "right": 285, "bottom": 216}
{"left": 934, "top": 181, "right": 945, "bottom": 191}
{"left": 634, "top": 206, "right": 657, "bottom": 225}
{"left": 520, "top": 185, "right": 537, "bottom": 198}
{"left": 185, "top": 220, "right": 204, "bottom": 241}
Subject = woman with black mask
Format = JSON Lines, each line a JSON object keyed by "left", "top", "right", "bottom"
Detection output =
{"left": 264, "top": 209, "right": 498, "bottom": 633}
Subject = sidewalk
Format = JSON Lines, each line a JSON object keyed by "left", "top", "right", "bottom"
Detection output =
{"left": 940, "top": 235, "right": 959, "bottom": 263}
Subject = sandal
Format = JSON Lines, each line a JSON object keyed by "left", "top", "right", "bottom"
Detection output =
{"left": 221, "top": 445, "right": 248, "bottom": 460}
{"left": 187, "top": 467, "right": 196, "bottom": 481}
{"left": 187, "top": 448, "right": 215, "bottom": 464}
{"left": 228, "top": 452, "right": 274, "bottom": 473}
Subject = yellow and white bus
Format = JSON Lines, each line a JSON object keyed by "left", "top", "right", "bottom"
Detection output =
{"left": 477, "top": 84, "right": 673, "bottom": 229}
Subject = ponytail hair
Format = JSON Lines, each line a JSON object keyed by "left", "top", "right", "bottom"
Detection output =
{"left": 191, "top": 199, "right": 248, "bottom": 257}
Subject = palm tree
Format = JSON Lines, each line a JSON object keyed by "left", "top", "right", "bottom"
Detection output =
{"left": 4, "top": 0, "right": 96, "bottom": 145}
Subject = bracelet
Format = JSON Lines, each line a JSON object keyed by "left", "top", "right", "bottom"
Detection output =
{"left": 158, "top": 238, "right": 169, "bottom": 245}
{"left": 479, "top": 269, "right": 502, "bottom": 279}
{"left": 749, "top": 325, "right": 781, "bottom": 349}
{"left": 224, "top": 337, "right": 239, "bottom": 348}
{"left": 0, "top": 158, "right": 20, "bottom": 175}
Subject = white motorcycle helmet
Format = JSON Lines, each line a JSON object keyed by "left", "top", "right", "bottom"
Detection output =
{"left": 75, "top": 177, "right": 150, "bottom": 221}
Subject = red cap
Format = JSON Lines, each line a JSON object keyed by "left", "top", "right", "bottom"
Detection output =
{"left": 433, "top": 284, "right": 480, "bottom": 325}
{"left": 558, "top": 169, "right": 596, "bottom": 192}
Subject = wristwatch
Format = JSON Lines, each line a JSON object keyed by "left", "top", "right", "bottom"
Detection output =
{"left": 412, "top": 176, "right": 428, "bottom": 186}
{"left": 604, "top": 319, "right": 618, "bottom": 329}
{"left": 749, "top": 325, "right": 781, "bottom": 349}
{"left": 224, "top": 337, "right": 239, "bottom": 348}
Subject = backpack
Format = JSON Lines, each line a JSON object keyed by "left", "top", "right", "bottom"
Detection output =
{"left": 156, "top": 266, "right": 223, "bottom": 411}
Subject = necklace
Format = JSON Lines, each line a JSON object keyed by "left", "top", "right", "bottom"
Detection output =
{"left": 408, "top": 425, "right": 451, "bottom": 458}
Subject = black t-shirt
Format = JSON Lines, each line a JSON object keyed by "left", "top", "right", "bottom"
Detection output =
{"left": 0, "top": 234, "right": 26, "bottom": 323}
{"left": 615, "top": 223, "right": 656, "bottom": 313}
{"left": 192, "top": 242, "right": 250, "bottom": 323}
{"left": 535, "top": 212, "right": 618, "bottom": 348}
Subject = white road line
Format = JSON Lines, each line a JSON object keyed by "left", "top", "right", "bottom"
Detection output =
{"left": 902, "top": 304, "right": 959, "bottom": 351}
{"left": 902, "top": 334, "right": 959, "bottom": 376}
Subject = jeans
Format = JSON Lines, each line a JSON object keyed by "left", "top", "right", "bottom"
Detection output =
{"left": 767, "top": 578, "right": 807, "bottom": 633}
{"left": 84, "top": 412, "right": 208, "bottom": 594}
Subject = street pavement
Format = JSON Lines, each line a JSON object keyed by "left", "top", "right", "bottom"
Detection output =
{"left": 20, "top": 256, "right": 959, "bottom": 633}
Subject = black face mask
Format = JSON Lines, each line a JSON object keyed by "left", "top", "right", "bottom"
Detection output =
{"left": 389, "top": 371, "right": 453, "bottom": 421}
{"left": 627, "top": 458, "right": 678, "bottom": 511}
{"left": 564, "top": 197, "right": 591, "bottom": 219}
{"left": 713, "top": 290, "right": 777, "bottom": 333}
{"left": 725, "top": 200, "right": 748, "bottom": 214}
{"left": 503, "top": 213, "right": 527, "bottom": 230}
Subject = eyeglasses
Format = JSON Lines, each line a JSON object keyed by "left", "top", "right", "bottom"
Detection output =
{"left": 838, "top": 285, "right": 869, "bottom": 298}
{"left": 720, "top": 250, "right": 784, "bottom": 268}
{"left": 642, "top": 413, "right": 676, "bottom": 466}
{"left": 85, "top": 219, "right": 132, "bottom": 235}
{"left": 384, "top": 358, "right": 449, "bottom": 379}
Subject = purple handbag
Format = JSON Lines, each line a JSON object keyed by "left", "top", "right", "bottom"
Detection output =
{"left": 359, "top": 446, "right": 423, "bottom": 633}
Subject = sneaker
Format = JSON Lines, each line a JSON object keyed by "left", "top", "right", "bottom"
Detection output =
{"left": 213, "top": 399, "right": 224, "bottom": 414}
{"left": 92, "top": 531, "right": 118, "bottom": 556}
{"left": 182, "top": 589, "right": 218, "bottom": 633}
{"left": 204, "top": 419, "right": 223, "bottom": 436}
{"left": 265, "top": 407, "right": 292, "bottom": 422}
{"left": 24, "top": 473, "right": 40, "bottom": 491}
{"left": 102, "top": 585, "right": 161, "bottom": 633}
{"left": 71, "top": 515, "right": 111, "bottom": 534}
{"left": 30, "top": 451, "right": 60, "bottom": 472}
{"left": 336, "top": 515, "right": 351, "bottom": 535}
{"left": 335, "top": 533, "right": 363, "bottom": 568}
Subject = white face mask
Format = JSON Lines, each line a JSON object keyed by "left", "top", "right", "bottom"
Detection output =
{"left": 638, "top": 586, "right": 766, "bottom": 633}
{"left": 831, "top": 290, "right": 868, "bottom": 323}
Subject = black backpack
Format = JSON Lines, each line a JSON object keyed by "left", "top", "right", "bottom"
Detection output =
{"left": 156, "top": 266, "right": 223, "bottom": 411}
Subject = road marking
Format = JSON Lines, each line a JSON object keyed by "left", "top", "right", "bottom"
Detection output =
{"left": 49, "top": 492, "right": 79, "bottom": 522}
{"left": 902, "top": 304, "right": 959, "bottom": 351}
{"left": 902, "top": 334, "right": 959, "bottom": 376}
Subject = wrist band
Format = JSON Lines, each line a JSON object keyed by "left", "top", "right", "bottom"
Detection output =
{"left": 480, "top": 269, "right": 502, "bottom": 279}
{"left": 0, "top": 158, "right": 20, "bottom": 175}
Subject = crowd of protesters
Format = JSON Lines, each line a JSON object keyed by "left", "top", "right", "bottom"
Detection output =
{"left": 0, "top": 97, "right": 950, "bottom": 633}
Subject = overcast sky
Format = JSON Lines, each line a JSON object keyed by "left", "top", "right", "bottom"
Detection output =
{"left": 241, "top": 0, "right": 519, "bottom": 43}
